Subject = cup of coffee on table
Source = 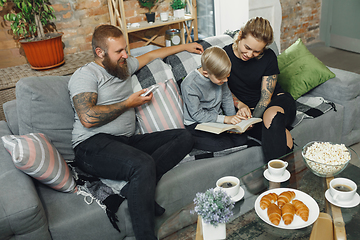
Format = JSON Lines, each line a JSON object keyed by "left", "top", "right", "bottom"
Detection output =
{"left": 216, "top": 176, "right": 240, "bottom": 198}
{"left": 268, "top": 159, "right": 288, "bottom": 178}
{"left": 329, "top": 178, "right": 357, "bottom": 203}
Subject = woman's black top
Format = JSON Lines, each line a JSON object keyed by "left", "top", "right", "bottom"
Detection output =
{"left": 224, "top": 44, "right": 284, "bottom": 108}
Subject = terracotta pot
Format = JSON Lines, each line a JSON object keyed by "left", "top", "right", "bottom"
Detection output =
{"left": 20, "top": 32, "right": 65, "bottom": 70}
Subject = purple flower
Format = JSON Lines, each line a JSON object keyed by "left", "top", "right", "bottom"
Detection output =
{"left": 192, "top": 188, "right": 235, "bottom": 226}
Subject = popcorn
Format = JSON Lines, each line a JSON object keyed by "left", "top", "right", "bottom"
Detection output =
{"left": 303, "top": 142, "right": 351, "bottom": 176}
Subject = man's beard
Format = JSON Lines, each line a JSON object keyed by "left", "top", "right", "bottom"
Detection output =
{"left": 102, "top": 54, "right": 130, "bottom": 79}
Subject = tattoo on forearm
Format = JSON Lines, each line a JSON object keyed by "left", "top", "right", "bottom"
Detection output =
{"left": 253, "top": 75, "right": 277, "bottom": 118}
{"left": 266, "top": 75, "right": 276, "bottom": 93}
{"left": 73, "top": 92, "right": 127, "bottom": 127}
{"left": 253, "top": 89, "right": 269, "bottom": 118}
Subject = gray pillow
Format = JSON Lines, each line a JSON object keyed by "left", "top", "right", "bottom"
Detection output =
{"left": 3, "top": 100, "right": 19, "bottom": 135}
{"left": 16, "top": 76, "right": 75, "bottom": 161}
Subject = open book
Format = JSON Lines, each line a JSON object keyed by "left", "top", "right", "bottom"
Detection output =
{"left": 195, "top": 117, "right": 262, "bottom": 134}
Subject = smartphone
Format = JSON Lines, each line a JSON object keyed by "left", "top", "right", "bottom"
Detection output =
{"left": 141, "top": 85, "right": 159, "bottom": 97}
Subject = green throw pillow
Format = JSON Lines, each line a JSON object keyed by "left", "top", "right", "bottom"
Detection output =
{"left": 277, "top": 38, "right": 335, "bottom": 100}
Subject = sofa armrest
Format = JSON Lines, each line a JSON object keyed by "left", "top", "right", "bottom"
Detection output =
{"left": 0, "top": 121, "right": 51, "bottom": 239}
{"left": 306, "top": 67, "right": 360, "bottom": 103}
{"left": 305, "top": 67, "right": 360, "bottom": 146}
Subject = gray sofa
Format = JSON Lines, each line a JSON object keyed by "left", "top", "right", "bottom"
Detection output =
{"left": 1, "top": 35, "right": 359, "bottom": 240}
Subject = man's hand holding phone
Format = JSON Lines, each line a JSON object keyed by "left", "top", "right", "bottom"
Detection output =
{"left": 141, "top": 85, "right": 159, "bottom": 97}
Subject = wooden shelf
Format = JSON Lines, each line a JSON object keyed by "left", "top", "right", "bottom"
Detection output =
{"left": 108, "top": 0, "right": 198, "bottom": 51}
{"left": 126, "top": 15, "right": 194, "bottom": 33}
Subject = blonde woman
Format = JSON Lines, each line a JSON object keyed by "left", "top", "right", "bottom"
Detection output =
{"left": 224, "top": 17, "right": 296, "bottom": 162}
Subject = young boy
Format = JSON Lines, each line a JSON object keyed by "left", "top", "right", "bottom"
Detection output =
{"left": 181, "top": 46, "right": 248, "bottom": 151}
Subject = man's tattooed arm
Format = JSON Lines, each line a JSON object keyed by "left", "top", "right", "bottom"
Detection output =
{"left": 73, "top": 92, "right": 129, "bottom": 128}
{"left": 252, "top": 74, "right": 277, "bottom": 118}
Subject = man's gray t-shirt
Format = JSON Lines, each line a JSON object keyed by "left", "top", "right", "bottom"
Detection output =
{"left": 68, "top": 56, "right": 139, "bottom": 147}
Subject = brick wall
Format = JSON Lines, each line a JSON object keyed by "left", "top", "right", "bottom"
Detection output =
{"left": 1, "top": 0, "right": 322, "bottom": 68}
{"left": 280, "top": 0, "right": 322, "bottom": 50}
{"left": 52, "top": 0, "right": 110, "bottom": 55}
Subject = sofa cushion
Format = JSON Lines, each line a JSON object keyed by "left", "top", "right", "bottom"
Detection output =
{"left": 0, "top": 121, "right": 51, "bottom": 239}
{"left": 36, "top": 183, "right": 128, "bottom": 239}
{"left": 308, "top": 67, "right": 360, "bottom": 102}
{"left": 135, "top": 79, "right": 184, "bottom": 133}
{"left": 290, "top": 102, "right": 344, "bottom": 148}
{"left": 277, "top": 38, "right": 336, "bottom": 100}
{"left": 16, "top": 76, "right": 75, "bottom": 161}
{"left": 306, "top": 67, "right": 360, "bottom": 146}
{"left": 1, "top": 133, "right": 76, "bottom": 193}
{"left": 164, "top": 35, "right": 233, "bottom": 83}
{"left": 3, "top": 100, "right": 19, "bottom": 135}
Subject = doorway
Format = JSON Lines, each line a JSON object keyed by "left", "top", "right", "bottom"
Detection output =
{"left": 321, "top": 0, "right": 360, "bottom": 53}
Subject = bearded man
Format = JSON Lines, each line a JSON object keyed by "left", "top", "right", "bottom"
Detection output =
{"left": 68, "top": 24, "right": 203, "bottom": 240}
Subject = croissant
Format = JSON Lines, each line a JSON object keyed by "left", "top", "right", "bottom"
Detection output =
{"left": 281, "top": 203, "right": 295, "bottom": 225}
{"left": 278, "top": 191, "right": 296, "bottom": 208}
{"left": 267, "top": 203, "right": 282, "bottom": 225}
{"left": 260, "top": 193, "right": 278, "bottom": 210}
{"left": 292, "top": 199, "right": 309, "bottom": 221}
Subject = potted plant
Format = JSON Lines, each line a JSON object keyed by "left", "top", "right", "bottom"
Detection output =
{"left": 0, "top": 0, "right": 64, "bottom": 70}
{"left": 192, "top": 188, "right": 234, "bottom": 239}
{"left": 138, "top": 0, "right": 158, "bottom": 23}
{"left": 171, "top": 0, "right": 185, "bottom": 19}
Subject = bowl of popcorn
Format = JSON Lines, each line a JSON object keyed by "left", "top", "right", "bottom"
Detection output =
{"left": 302, "top": 141, "right": 351, "bottom": 177}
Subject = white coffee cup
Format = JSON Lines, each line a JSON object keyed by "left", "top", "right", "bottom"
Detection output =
{"left": 267, "top": 159, "right": 288, "bottom": 178}
{"left": 160, "top": 12, "right": 168, "bottom": 21}
{"left": 216, "top": 176, "right": 240, "bottom": 198}
{"left": 329, "top": 178, "right": 357, "bottom": 203}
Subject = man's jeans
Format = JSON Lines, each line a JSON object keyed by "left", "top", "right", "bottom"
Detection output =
{"left": 74, "top": 129, "right": 194, "bottom": 240}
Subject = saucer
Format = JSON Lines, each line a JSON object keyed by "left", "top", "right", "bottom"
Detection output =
{"left": 214, "top": 186, "right": 245, "bottom": 202}
{"left": 263, "top": 169, "right": 290, "bottom": 183}
{"left": 325, "top": 189, "right": 360, "bottom": 208}
{"left": 231, "top": 186, "right": 245, "bottom": 202}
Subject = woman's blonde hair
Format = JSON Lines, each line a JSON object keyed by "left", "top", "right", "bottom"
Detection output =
{"left": 233, "top": 17, "right": 274, "bottom": 52}
{"left": 201, "top": 46, "right": 231, "bottom": 79}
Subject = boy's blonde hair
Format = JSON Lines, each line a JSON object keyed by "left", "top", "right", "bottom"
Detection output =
{"left": 201, "top": 46, "right": 231, "bottom": 79}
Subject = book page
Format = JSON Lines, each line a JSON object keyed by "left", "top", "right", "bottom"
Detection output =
{"left": 195, "top": 118, "right": 262, "bottom": 134}
{"left": 235, "top": 117, "right": 262, "bottom": 131}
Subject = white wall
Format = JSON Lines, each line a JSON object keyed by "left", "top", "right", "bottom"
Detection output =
{"left": 249, "top": 0, "right": 282, "bottom": 52}
{"left": 214, "top": 0, "right": 249, "bottom": 36}
{"left": 213, "top": 0, "right": 282, "bottom": 52}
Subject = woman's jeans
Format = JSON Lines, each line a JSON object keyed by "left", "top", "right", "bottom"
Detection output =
{"left": 248, "top": 92, "right": 296, "bottom": 162}
{"left": 74, "top": 129, "right": 194, "bottom": 240}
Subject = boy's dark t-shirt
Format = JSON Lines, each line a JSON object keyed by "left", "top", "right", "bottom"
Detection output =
{"left": 224, "top": 44, "right": 284, "bottom": 108}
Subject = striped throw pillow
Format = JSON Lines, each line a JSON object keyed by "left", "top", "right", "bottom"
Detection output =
{"left": 1, "top": 133, "right": 76, "bottom": 193}
{"left": 135, "top": 79, "right": 185, "bottom": 133}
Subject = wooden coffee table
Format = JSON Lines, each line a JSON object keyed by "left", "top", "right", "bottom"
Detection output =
{"left": 194, "top": 146, "right": 360, "bottom": 239}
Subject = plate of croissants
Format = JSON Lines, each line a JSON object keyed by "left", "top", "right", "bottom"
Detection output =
{"left": 254, "top": 188, "right": 319, "bottom": 229}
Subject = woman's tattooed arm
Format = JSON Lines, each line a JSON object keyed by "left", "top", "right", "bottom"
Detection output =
{"left": 252, "top": 74, "right": 277, "bottom": 118}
